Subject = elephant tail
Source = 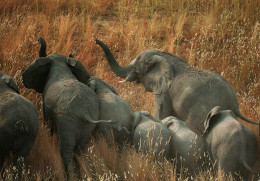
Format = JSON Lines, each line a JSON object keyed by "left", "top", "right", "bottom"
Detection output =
{"left": 242, "top": 159, "right": 260, "bottom": 174}
{"left": 234, "top": 111, "right": 259, "bottom": 125}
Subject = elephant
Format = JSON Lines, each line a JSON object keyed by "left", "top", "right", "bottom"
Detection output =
{"left": 22, "top": 37, "right": 116, "bottom": 179}
{"left": 87, "top": 76, "right": 132, "bottom": 146}
{"left": 131, "top": 111, "right": 171, "bottom": 159}
{"left": 95, "top": 39, "right": 259, "bottom": 136}
{"left": 203, "top": 106, "right": 259, "bottom": 180}
{"left": 161, "top": 116, "right": 209, "bottom": 176}
{"left": 0, "top": 72, "right": 39, "bottom": 176}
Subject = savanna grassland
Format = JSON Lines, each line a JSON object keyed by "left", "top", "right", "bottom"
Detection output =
{"left": 0, "top": 0, "right": 259, "bottom": 180}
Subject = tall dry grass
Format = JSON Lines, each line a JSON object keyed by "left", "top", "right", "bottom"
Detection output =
{"left": 0, "top": 0, "right": 259, "bottom": 180}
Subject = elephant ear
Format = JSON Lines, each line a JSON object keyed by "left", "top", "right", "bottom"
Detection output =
{"left": 143, "top": 55, "right": 174, "bottom": 94}
{"left": 88, "top": 79, "right": 96, "bottom": 91}
{"left": 162, "top": 116, "right": 175, "bottom": 128}
{"left": 67, "top": 57, "right": 90, "bottom": 84}
{"left": 3, "top": 75, "right": 19, "bottom": 93}
{"left": 22, "top": 57, "right": 51, "bottom": 93}
{"left": 132, "top": 111, "right": 142, "bottom": 130}
{"left": 203, "top": 106, "right": 222, "bottom": 135}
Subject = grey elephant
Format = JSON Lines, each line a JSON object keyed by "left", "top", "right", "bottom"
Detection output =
{"left": 203, "top": 106, "right": 259, "bottom": 180}
{"left": 0, "top": 72, "right": 39, "bottom": 175}
{"left": 161, "top": 116, "right": 209, "bottom": 176}
{"left": 22, "top": 37, "right": 115, "bottom": 178}
{"left": 95, "top": 39, "right": 258, "bottom": 136}
{"left": 131, "top": 111, "right": 171, "bottom": 158}
{"left": 87, "top": 76, "right": 132, "bottom": 146}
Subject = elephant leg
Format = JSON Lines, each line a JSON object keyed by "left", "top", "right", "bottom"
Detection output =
{"left": 12, "top": 137, "right": 35, "bottom": 178}
{"left": 73, "top": 146, "right": 83, "bottom": 179}
{"left": 56, "top": 123, "right": 77, "bottom": 179}
{"left": 154, "top": 94, "right": 174, "bottom": 121}
{"left": 0, "top": 156, "right": 5, "bottom": 175}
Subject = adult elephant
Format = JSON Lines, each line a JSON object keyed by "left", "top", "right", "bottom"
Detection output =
{"left": 22, "top": 37, "right": 115, "bottom": 179}
{"left": 203, "top": 106, "right": 258, "bottom": 180}
{"left": 87, "top": 76, "right": 132, "bottom": 146}
{"left": 0, "top": 72, "right": 38, "bottom": 176}
{"left": 95, "top": 39, "right": 258, "bottom": 136}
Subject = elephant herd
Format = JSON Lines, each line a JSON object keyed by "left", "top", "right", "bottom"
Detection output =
{"left": 0, "top": 37, "right": 259, "bottom": 180}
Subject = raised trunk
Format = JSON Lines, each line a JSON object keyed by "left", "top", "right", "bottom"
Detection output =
{"left": 38, "top": 37, "right": 47, "bottom": 57}
{"left": 95, "top": 39, "right": 132, "bottom": 78}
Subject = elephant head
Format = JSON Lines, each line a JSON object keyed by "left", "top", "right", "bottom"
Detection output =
{"left": 203, "top": 106, "right": 237, "bottom": 135}
{"left": 88, "top": 76, "right": 118, "bottom": 95}
{"left": 22, "top": 37, "right": 90, "bottom": 93}
{"left": 0, "top": 72, "right": 19, "bottom": 93}
{"left": 131, "top": 111, "right": 155, "bottom": 131}
{"left": 95, "top": 39, "right": 176, "bottom": 94}
{"left": 160, "top": 116, "right": 186, "bottom": 131}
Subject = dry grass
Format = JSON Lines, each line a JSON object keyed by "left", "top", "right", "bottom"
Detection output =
{"left": 0, "top": 0, "right": 259, "bottom": 180}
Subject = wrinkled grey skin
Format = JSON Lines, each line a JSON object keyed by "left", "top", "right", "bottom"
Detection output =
{"left": 0, "top": 72, "right": 38, "bottom": 176}
{"left": 22, "top": 37, "right": 115, "bottom": 179}
{"left": 161, "top": 116, "right": 209, "bottom": 175}
{"left": 203, "top": 106, "right": 258, "bottom": 181}
{"left": 95, "top": 39, "right": 258, "bottom": 136}
{"left": 87, "top": 76, "right": 132, "bottom": 146}
{"left": 131, "top": 111, "right": 171, "bottom": 158}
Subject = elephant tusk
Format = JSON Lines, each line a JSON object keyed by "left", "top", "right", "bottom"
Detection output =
{"left": 119, "top": 79, "right": 127, "bottom": 83}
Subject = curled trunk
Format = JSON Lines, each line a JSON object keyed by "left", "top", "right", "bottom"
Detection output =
{"left": 95, "top": 39, "right": 132, "bottom": 78}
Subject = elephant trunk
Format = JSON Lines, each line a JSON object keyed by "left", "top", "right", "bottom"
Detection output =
{"left": 95, "top": 39, "right": 132, "bottom": 78}
{"left": 38, "top": 37, "right": 47, "bottom": 57}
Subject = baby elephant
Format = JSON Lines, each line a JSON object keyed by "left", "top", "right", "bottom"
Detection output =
{"left": 88, "top": 76, "right": 132, "bottom": 145}
{"left": 131, "top": 111, "right": 171, "bottom": 158}
{"left": 0, "top": 72, "right": 39, "bottom": 174}
{"left": 203, "top": 106, "right": 259, "bottom": 180}
{"left": 161, "top": 116, "right": 209, "bottom": 175}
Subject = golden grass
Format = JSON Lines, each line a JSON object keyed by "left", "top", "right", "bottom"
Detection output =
{"left": 0, "top": 0, "right": 259, "bottom": 180}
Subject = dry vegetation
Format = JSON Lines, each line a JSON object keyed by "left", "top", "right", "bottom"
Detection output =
{"left": 0, "top": 0, "right": 259, "bottom": 180}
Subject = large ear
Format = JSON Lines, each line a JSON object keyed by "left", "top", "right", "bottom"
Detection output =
{"left": 22, "top": 57, "right": 51, "bottom": 93}
{"left": 3, "top": 75, "right": 19, "bottom": 93}
{"left": 203, "top": 106, "right": 222, "bottom": 135}
{"left": 143, "top": 55, "right": 174, "bottom": 94}
{"left": 67, "top": 57, "right": 90, "bottom": 84}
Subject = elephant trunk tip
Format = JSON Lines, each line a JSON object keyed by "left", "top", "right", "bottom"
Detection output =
{"left": 38, "top": 37, "right": 47, "bottom": 57}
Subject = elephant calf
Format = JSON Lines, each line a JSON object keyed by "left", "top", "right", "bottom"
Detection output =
{"left": 0, "top": 72, "right": 39, "bottom": 174}
{"left": 203, "top": 106, "right": 259, "bottom": 180}
{"left": 88, "top": 76, "right": 132, "bottom": 146}
{"left": 131, "top": 111, "right": 171, "bottom": 158}
{"left": 161, "top": 116, "right": 209, "bottom": 176}
{"left": 22, "top": 37, "right": 115, "bottom": 179}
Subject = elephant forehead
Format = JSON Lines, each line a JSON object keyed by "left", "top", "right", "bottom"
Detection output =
{"left": 139, "top": 49, "right": 159, "bottom": 59}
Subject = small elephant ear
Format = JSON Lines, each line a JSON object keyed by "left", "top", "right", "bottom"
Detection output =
{"left": 144, "top": 55, "right": 174, "bottom": 94}
{"left": 162, "top": 116, "right": 175, "bottom": 128}
{"left": 88, "top": 79, "right": 96, "bottom": 91}
{"left": 67, "top": 58, "right": 90, "bottom": 84}
{"left": 22, "top": 57, "right": 51, "bottom": 93}
{"left": 132, "top": 111, "right": 142, "bottom": 129}
{"left": 203, "top": 106, "right": 222, "bottom": 135}
{"left": 3, "top": 75, "right": 19, "bottom": 93}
